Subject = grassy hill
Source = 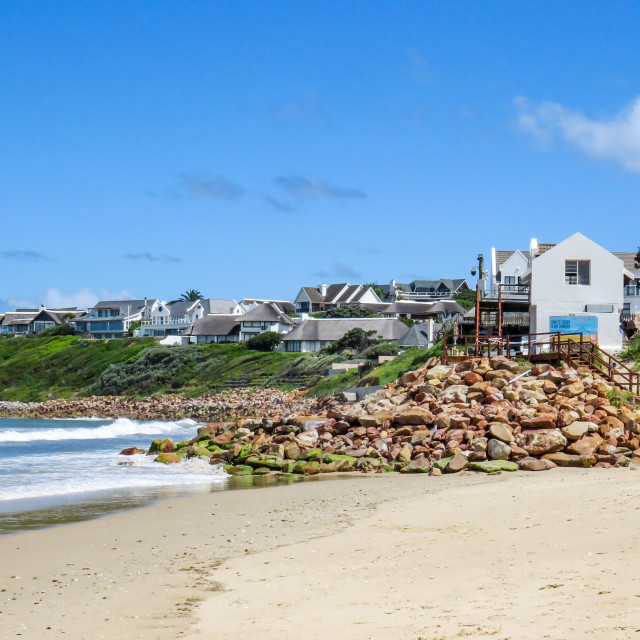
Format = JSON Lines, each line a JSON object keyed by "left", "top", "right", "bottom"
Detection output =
{"left": 0, "top": 336, "right": 437, "bottom": 402}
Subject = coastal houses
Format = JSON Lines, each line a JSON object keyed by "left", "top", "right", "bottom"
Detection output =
{"left": 379, "top": 279, "right": 470, "bottom": 303}
{"left": 74, "top": 300, "right": 158, "bottom": 339}
{"left": 0, "top": 308, "right": 85, "bottom": 335}
{"left": 282, "top": 317, "right": 409, "bottom": 353}
{"left": 294, "top": 283, "right": 382, "bottom": 313}
{"left": 235, "top": 302, "right": 296, "bottom": 342}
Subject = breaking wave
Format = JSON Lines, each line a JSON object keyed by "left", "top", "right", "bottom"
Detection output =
{"left": 0, "top": 418, "right": 199, "bottom": 443}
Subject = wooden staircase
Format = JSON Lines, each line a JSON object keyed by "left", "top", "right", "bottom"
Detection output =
{"left": 557, "top": 340, "right": 640, "bottom": 396}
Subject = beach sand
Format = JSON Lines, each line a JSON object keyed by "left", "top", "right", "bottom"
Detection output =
{"left": 2, "top": 470, "right": 640, "bottom": 639}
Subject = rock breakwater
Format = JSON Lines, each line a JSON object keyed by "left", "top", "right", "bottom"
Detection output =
{"left": 0, "top": 389, "right": 316, "bottom": 422}
{"left": 136, "top": 355, "right": 640, "bottom": 475}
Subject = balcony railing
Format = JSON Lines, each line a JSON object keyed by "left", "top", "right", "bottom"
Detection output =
{"left": 141, "top": 316, "right": 194, "bottom": 326}
{"left": 624, "top": 286, "right": 640, "bottom": 297}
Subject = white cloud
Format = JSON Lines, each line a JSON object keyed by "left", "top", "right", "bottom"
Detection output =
{"left": 8, "top": 288, "right": 136, "bottom": 311}
{"left": 515, "top": 95, "right": 640, "bottom": 172}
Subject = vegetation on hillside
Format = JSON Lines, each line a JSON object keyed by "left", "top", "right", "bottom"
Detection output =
{"left": 306, "top": 342, "right": 443, "bottom": 397}
{"left": 0, "top": 334, "right": 442, "bottom": 402}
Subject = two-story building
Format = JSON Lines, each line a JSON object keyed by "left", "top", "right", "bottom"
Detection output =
{"left": 75, "top": 300, "right": 158, "bottom": 339}
{"left": 138, "top": 299, "right": 206, "bottom": 337}
{"left": 523, "top": 233, "right": 631, "bottom": 351}
{"left": 234, "top": 302, "right": 295, "bottom": 342}
{"left": 294, "top": 283, "right": 382, "bottom": 313}
{"left": 378, "top": 279, "right": 470, "bottom": 302}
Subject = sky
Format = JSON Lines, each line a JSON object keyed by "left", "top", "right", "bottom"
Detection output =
{"left": 2, "top": 1, "right": 640, "bottom": 312}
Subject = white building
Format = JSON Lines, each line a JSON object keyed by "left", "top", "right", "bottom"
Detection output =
{"left": 522, "top": 233, "right": 632, "bottom": 351}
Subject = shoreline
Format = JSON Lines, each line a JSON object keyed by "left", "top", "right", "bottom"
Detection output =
{"left": 0, "top": 388, "right": 319, "bottom": 421}
{"left": 2, "top": 469, "right": 640, "bottom": 639}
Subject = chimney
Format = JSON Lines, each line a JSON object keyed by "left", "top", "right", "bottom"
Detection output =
{"left": 319, "top": 284, "right": 327, "bottom": 297}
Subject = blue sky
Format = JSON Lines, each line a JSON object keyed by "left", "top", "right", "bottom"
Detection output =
{"left": 2, "top": 1, "right": 640, "bottom": 311}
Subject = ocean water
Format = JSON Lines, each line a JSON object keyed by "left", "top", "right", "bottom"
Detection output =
{"left": 0, "top": 416, "right": 232, "bottom": 533}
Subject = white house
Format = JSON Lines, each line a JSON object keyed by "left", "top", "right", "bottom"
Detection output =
{"left": 294, "top": 283, "right": 382, "bottom": 313}
{"left": 282, "top": 317, "right": 409, "bottom": 353}
{"left": 234, "top": 302, "right": 295, "bottom": 342}
{"left": 490, "top": 250, "right": 529, "bottom": 295}
{"left": 139, "top": 299, "right": 206, "bottom": 337}
{"left": 522, "top": 233, "right": 632, "bottom": 351}
{"left": 613, "top": 253, "right": 640, "bottom": 319}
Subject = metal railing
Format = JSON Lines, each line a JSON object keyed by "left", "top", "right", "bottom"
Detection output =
{"left": 624, "top": 285, "right": 640, "bottom": 297}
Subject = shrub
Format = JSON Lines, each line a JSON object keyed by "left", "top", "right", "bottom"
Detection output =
{"left": 246, "top": 332, "right": 282, "bottom": 351}
{"left": 318, "top": 304, "right": 380, "bottom": 319}
{"left": 335, "top": 328, "right": 379, "bottom": 352}
{"left": 40, "top": 324, "right": 75, "bottom": 336}
{"left": 359, "top": 341, "right": 399, "bottom": 359}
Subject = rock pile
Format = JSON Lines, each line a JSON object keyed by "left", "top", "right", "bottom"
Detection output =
{"left": 136, "top": 355, "right": 640, "bottom": 475}
{"left": 0, "top": 389, "right": 316, "bottom": 422}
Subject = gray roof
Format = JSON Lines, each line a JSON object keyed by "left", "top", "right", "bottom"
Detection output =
{"left": 236, "top": 302, "right": 293, "bottom": 325}
{"left": 427, "top": 300, "right": 466, "bottom": 315}
{"left": 613, "top": 252, "right": 639, "bottom": 273}
{"left": 282, "top": 317, "right": 409, "bottom": 342}
{"left": 91, "top": 300, "right": 151, "bottom": 313}
{"left": 384, "top": 301, "right": 438, "bottom": 314}
{"left": 300, "top": 287, "right": 325, "bottom": 303}
{"left": 411, "top": 280, "right": 439, "bottom": 290}
{"left": 495, "top": 250, "right": 530, "bottom": 268}
{"left": 240, "top": 299, "right": 295, "bottom": 314}
{"left": 1, "top": 312, "right": 38, "bottom": 326}
{"left": 203, "top": 299, "right": 239, "bottom": 314}
{"left": 437, "top": 279, "right": 468, "bottom": 292}
{"left": 398, "top": 324, "right": 432, "bottom": 347}
{"left": 183, "top": 315, "right": 240, "bottom": 337}
{"left": 168, "top": 300, "right": 200, "bottom": 317}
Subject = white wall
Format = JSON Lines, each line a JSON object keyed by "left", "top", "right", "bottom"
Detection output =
{"left": 529, "top": 233, "right": 624, "bottom": 350}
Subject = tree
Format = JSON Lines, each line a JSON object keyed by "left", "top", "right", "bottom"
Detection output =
{"left": 362, "top": 282, "right": 385, "bottom": 300}
{"left": 169, "top": 289, "right": 203, "bottom": 304}
{"left": 319, "top": 304, "right": 380, "bottom": 319}
{"left": 453, "top": 289, "right": 477, "bottom": 311}
{"left": 246, "top": 331, "right": 282, "bottom": 351}
{"left": 335, "top": 327, "right": 380, "bottom": 352}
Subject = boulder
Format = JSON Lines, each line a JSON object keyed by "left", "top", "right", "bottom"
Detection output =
{"left": 489, "top": 423, "right": 514, "bottom": 443}
{"left": 400, "top": 457, "right": 431, "bottom": 473}
{"left": 566, "top": 433, "right": 603, "bottom": 456}
{"left": 487, "top": 438, "right": 511, "bottom": 461}
{"left": 542, "top": 452, "right": 597, "bottom": 467}
{"left": 223, "top": 464, "right": 254, "bottom": 476}
{"left": 522, "top": 430, "right": 568, "bottom": 456}
{"left": 154, "top": 452, "right": 182, "bottom": 464}
{"left": 394, "top": 406, "right": 434, "bottom": 425}
{"left": 560, "top": 421, "right": 591, "bottom": 441}
{"left": 468, "top": 460, "right": 519, "bottom": 472}
{"left": 446, "top": 452, "right": 469, "bottom": 473}
{"left": 518, "top": 457, "right": 557, "bottom": 471}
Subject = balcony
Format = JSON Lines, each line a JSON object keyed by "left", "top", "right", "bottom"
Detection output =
{"left": 141, "top": 316, "right": 194, "bottom": 327}
{"left": 624, "top": 286, "right": 640, "bottom": 297}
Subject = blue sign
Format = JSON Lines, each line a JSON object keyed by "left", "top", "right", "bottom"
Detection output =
{"left": 549, "top": 316, "right": 598, "bottom": 337}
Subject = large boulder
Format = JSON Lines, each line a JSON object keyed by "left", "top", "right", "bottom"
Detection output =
{"left": 542, "top": 452, "right": 597, "bottom": 467}
{"left": 566, "top": 433, "right": 603, "bottom": 456}
{"left": 394, "top": 406, "right": 435, "bottom": 425}
{"left": 560, "top": 421, "right": 591, "bottom": 441}
{"left": 468, "top": 460, "right": 519, "bottom": 472}
{"left": 522, "top": 430, "right": 568, "bottom": 456}
{"left": 487, "top": 438, "right": 511, "bottom": 460}
{"left": 518, "top": 457, "right": 557, "bottom": 471}
{"left": 154, "top": 452, "right": 182, "bottom": 464}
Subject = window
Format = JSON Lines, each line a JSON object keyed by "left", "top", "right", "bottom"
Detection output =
{"left": 565, "top": 260, "right": 590, "bottom": 285}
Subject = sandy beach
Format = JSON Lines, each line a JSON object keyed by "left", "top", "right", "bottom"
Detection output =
{"left": 2, "top": 470, "right": 640, "bottom": 640}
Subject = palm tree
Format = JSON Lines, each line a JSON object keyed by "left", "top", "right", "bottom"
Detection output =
{"left": 169, "top": 289, "right": 203, "bottom": 305}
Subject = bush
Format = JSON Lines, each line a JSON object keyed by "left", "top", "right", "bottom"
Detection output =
{"left": 358, "top": 341, "right": 399, "bottom": 359}
{"left": 335, "top": 328, "right": 379, "bottom": 352}
{"left": 318, "top": 304, "right": 380, "bottom": 319}
{"left": 246, "top": 332, "right": 282, "bottom": 351}
{"left": 40, "top": 324, "right": 75, "bottom": 336}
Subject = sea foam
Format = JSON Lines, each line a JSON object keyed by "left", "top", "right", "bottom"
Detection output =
{"left": 0, "top": 417, "right": 199, "bottom": 443}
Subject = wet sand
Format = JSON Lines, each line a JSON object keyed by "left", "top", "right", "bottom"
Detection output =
{"left": 2, "top": 470, "right": 640, "bottom": 640}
